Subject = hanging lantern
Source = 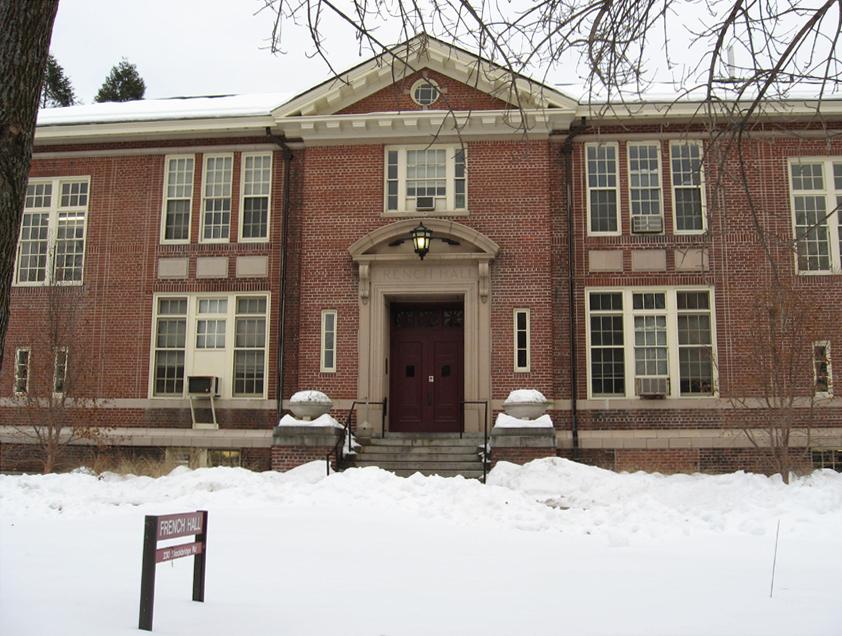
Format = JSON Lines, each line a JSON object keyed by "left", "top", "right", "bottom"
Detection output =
{"left": 410, "top": 222, "right": 432, "bottom": 260}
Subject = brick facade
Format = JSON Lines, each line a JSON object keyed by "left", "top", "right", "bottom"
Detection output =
{"left": 2, "top": 39, "right": 840, "bottom": 475}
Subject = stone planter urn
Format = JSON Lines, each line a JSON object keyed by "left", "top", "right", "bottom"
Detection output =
{"left": 502, "top": 389, "right": 551, "bottom": 420}
{"left": 288, "top": 390, "right": 333, "bottom": 421}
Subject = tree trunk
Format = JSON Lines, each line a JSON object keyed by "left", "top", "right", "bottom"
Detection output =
{"left": 0, "top": 0, "right": 60, "bottom": 374}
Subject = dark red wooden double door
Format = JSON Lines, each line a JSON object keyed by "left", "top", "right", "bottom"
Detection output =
{"left": 389, "top": 303, "right": 464, "bottom": 433}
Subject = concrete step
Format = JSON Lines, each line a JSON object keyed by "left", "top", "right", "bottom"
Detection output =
{"left": 377, "top": 432, "right": 482, "bottom": 440}
{"left": 360, "top": 437, "right": 481, "bottom": 448}
{"left": 389, "top": 468, "right": 485, "bottom": 479}
{"left": 356, "top": 447, "right": 480, "bottom": 457}
{"left": 348, "top": 460, "right": 483, "bottom": 471}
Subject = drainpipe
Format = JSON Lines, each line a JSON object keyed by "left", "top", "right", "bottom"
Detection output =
{"left": 266, "top": 128, "right": 294, "bottom": 423}
{"left": 561, "top": 117, "right": 586, "bottom": 457}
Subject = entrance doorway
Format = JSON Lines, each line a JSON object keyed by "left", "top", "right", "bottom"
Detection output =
{"left": 389, "top": 302, "right": 464, "bottom": 433}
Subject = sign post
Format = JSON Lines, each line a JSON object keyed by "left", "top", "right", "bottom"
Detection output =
{"left": 138, "top": 510, "right": 208, "bottom": 631}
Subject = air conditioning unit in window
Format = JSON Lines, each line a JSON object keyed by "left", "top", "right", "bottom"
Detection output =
{"left": 415, "top": 196, "right": 436, "bottom": 211}
{"left": 188, "top": 376, "right": 219, "bottom": 397}
{"left": 636, "top": 377, "right": 669, "bottom": 398}
{"left": 631, "top": 215, "right": 663, "bottom": 234}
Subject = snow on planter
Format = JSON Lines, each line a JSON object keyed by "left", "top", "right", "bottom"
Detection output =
{"left": 278, "top": 413, "right": 343, "bottom": 429}
{"left": 494, "top": 413, "right": 554, "bottom": 429}
{"left": 287, "top": 390, "right": 333, "bottom": 421}
{"left": 502, "top": 389, "right": 551, "bottom": 420}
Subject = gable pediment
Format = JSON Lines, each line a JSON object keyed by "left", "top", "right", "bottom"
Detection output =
{"left": 273, "top": 36, "right": 577, "bottom": 119}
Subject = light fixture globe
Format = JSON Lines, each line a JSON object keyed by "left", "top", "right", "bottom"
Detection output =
{"left": 410, "top": 222, "right": 432, "bottom": 260}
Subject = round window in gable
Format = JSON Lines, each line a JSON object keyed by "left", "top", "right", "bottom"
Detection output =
{"left": 412, "top": 80, "right": 440, "bottom": 106}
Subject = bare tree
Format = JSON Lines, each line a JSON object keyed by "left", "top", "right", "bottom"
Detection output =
{"left": 0, "top": 1, "right": 60, "bottom": 374}
{"left": 12, "top": 283, "right": 109, "bottom": 473}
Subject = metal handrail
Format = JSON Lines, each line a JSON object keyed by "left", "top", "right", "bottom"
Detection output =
{"left": 326, "top": 399, "right": 386, "bottom": 476}
{"left": 461, "top": 400, "right": 489, "bottom": 483}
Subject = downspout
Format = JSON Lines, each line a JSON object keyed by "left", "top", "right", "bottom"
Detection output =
{"left": 266, "top": 128, "right": 294, "bottom": 423}
{"left": 561, "top": 117, "right": 586, "bottom": 457}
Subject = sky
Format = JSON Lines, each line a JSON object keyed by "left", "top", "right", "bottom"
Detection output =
{"left": 49, "top": 0, "right": 363, "bottom": 103}
{"left": 48, "top": 0, "right": 609, "bottom": 105}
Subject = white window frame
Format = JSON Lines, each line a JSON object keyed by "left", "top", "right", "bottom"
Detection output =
{"left": 788, "top": 157, "right": 842, "bottom": 274}
{"left": 513, "top": 308, "right": 531, "bottom": 372}
{"left": 585, "top": 141, "right": 621, "bottom": 236}
{"left": 669, "top": 140, "right": 707, "bottom": 235}
{"left": 321, "top": 309, "right": 337, "bottom": 373}
{"left": 160, "top": 154, "right": 195, "bottom": 245}
{"left": 238, "top": 152, "right": 273, "bottom": 243}
{"left": 585, "top": 287, "right": 718, "bottom": 400}
{"left": 814, "top": 340, "right": 833, "bottom": 398}
{"left": 15, "top": 176, "right": 91, "bottom": 287}
{"left": 148, "top": 293, "right": 270, "bottom": 399}
{"left": 383, "top": 144, "right": 467, "bottom": 215}
{"left": 53, "top": 347, "right": 69, "bottom": 396}
{"left": 627, "top": 141, "right": 664, "bottom": 234}
{"left": 410, "top": 79, "right": 441, "bottom": 107}
{"left": 199, "top": 153, "right": 234, "bottom": 244}
{"left": 14, "top": 348, "right": 30, "bottom": 395}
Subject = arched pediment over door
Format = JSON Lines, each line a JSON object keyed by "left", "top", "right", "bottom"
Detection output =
{"left": 348, "top": 218, "right": 500, "bottom": 436}
{"left": 348, "top": 218, "right": 500, "bottom": 304}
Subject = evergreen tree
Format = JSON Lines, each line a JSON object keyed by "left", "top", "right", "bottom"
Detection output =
{"left": 41, "top": 54, "right": 76, "bottom": 108}
{"left": 94, "top": 58, "right": 146, "bottom": 103}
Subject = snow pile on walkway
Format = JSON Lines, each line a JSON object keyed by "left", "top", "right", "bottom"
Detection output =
{"left": 1, "top": 459, "right": 841, "bottom": 635}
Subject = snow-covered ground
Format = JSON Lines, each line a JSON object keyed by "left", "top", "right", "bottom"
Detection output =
{"left": 1, "top": 459, "right": 840, "bottom": 636}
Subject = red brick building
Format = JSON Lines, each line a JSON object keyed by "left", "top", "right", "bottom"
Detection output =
{"left": 2, "top": 37, "right": 840, "bottom": 474}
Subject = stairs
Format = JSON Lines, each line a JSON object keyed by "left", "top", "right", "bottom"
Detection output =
{"left": 344, "top": 433, "right": 486, "bottom": 479}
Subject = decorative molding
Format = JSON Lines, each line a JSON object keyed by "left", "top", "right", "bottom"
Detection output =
{"left": 479, "top": 262, "right": 489, "bottom": 303}
{"left": 359, "top": 263, "right": 370, "bottom": 304}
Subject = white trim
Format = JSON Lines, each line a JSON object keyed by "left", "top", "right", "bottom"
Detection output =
{"left": 321, "top": 309, "right": 337, "bottom": 373}
{"left": 410, "top": 78, "right": 441, "bottom": 107}
{"left": 513, "top": 308, "right": 531, "bottom": 373}
{"left": 669, "top": 140, "right": 707, "bottom": 235}
{"left": 14, "top": 176, "right": 91, "bottom": 287}
{"left": 160, "top": 154, "right": 194, "bottom": 245}
{"left": 238, "top": 151, "right": 273, "bottom": 243}
{"left": 148, "top": 293, "right": 271, "bottom": 400}
{"left": 788, "top": 157, "right": 842, "bottom": 275}
{"left": 585, "top": 141, "right": 621, "bottom": 236}
{"left": 627, "top": 141, "right": 664, "bottom": 234}
{"left": 14, "top": 348, "right": 30, "bottom": 395}
{"left": 585, "top": 286, "right": 719, "bottom": 400}
{"left": 814, "top": 340, "right": 833, "bottom": 398}
{"left": 199, "top": 152, "right": 234, "bottom": 244}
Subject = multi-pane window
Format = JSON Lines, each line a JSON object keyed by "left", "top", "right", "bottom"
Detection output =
{"left": 812, "top": 449, "right": 842, "bottom": 471}
{"left": 161, "top": 156, "right": 194, "bottom": 242}
{"left": 14, "top": 348, "right": 30, "bottom": 395}
{"left": 670, "top": 141, "right": 705, "bottom": 232}
{"left": 814, "top": 341, "right": 832, "bottom": 396}
{"left": 240, "top": 153, "right": 272, "bottom": 241}
{"left": 384, "top": 146, "right": 467, "bottom": 213}
{"left": 587, "top": 288, "right": 717, "bottom": 399}
{"left": 677, "top": 291, "right": 714, "bottom": 395}
{"left": 628, "top": 143, "right": 663, "bottom": 232}
{"left": 586, "top": 143, "right": 619, "bottom": 233}
{"left": 589, "top": 293, "right": 625, "bottom": 396}
{"left": 208, "top": 449, "right": 242, "bottom": 467}
{"left": 789, "top": 159, "right": 842, "bottom": 273}
{"left": 53, "top": 348, "right": 68, "bottom": 395}
{"left": 514, "top": 309, "right": 530, "bottom": 372}
{"left": 151, "top": 295, "right": 268, "bottom": 399}
{"left": 234, "top": 297, "right": 267, "bottom": 396}
{"left": 412, "top": 80, "right": 440, "bottom": 106}
{"left": 201, "top": 154, "right": 233, "bottom": 241}
{"left": 16, "top": 178, "right": 89, "bottom": 285}
{"left": 633, "top": 293, "right": 668, "bottom": 389}
{"left": 196, "top": 299, "right": 227, "bottom": 349}
{"left": 154, "top": 298, "right": 188, "bottom": 396}
{"left": 321, "top": 310, "right": 337, "bottom": 373}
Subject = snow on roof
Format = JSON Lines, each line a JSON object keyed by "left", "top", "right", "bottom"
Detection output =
{"left": 36, "top": 93, "right": 292, "bottom": 126}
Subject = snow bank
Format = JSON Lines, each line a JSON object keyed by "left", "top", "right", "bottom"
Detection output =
{"left": 277, "top": 413, "right": 342, "bottom": 428}
{"left": 494, "top": 413, "right": 553, "bottom": 428}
